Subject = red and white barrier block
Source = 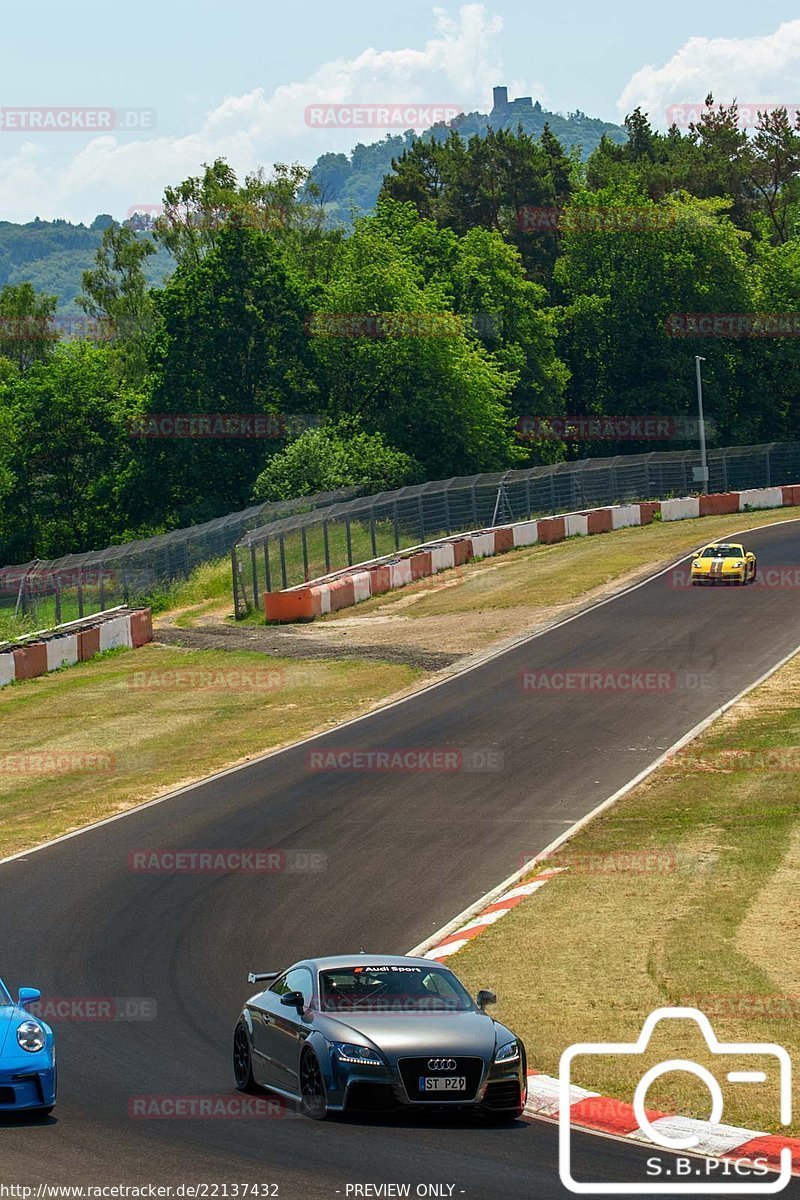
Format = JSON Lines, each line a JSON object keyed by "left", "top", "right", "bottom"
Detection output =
{"left": 0, "top": 607, "right": 152, "bottom": 691}
{"left": 263, "top": 485, "right": 800, "bottom": 623}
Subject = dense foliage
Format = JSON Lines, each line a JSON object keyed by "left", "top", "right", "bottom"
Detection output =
{"left": 1, "top": 97, "right": 799, "bottom": 563}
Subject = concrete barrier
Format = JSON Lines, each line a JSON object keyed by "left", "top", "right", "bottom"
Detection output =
{"left": 430, "top": 543, "right": 456, "bottom": 572}
{"left": 129, "top": 608, "right": 154, "bottom": 649}
{"left": 782, "top": 485, "right": 800, "bottom": 506}
{"left": 99, "top": 615, "right": 133, "bottom": 651}
{"left": 46, "top": 634, "right": 79, "bottom": 672}
{"left": 470, "top": 532, "right": 496, "bottom": 559}
{"left": 452, "top": 538, "right": 473, "bottom": 565}
{"left": 389, "top": 559, "right": 413, "bottom": 589}
{"left": 661, "top": 497, "right": 701, "bottom": 521}
{"left": 512, "top": 521, "right": 539, "bottom": 547}
{"left": 12, "top": 642, "right": 48, "bottom": 681}
{"left": 409, "top": 551, "right": 432, "bottom": 581}
{"left": 328, "top": 577, "right": 356, "bottom": 612}
{"left": 585, "top": 509, "right": 613, "bottom": 534}
{"left": 493, "top": 526, "right": 515, "bottom": 554}
{"left": 610, "top": 504, "right": 641, "bottom": 530}
{"left": 0, "top": 651, "right": 15, "bottom": 688}
{"left": 78, "top": 626, "right": 101, "bottom": 659}
{"left": 699, "top": 492, "right": 740, "bottom": 516}
{"left": 639, "top": 501, "right": 661, "bottom": 524}
{"left": 564, "top": 513, "right": 589, "bottom": 537}
{"left": 368, "top": 564, "right": 392, "bottom": 595}
{"left": 739, "top": 487, "right": 784, "bottom": 511}
{"left": 537, "top": 517, "right": 566, "bottom": 544}
{"left": 351, "top": 571, "right": 372, "bottom": 603}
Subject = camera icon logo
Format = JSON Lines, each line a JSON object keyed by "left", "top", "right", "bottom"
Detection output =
{"left": 558, "top": 1007, "right": 792, "bottom": 1193}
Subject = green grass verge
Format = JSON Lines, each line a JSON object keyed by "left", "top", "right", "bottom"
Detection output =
{"left": 0, "top": 644, "right": 420, "bottom": 861}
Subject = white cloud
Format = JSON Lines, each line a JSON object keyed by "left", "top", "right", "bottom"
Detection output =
{"left": 618, "top": 20, "right": 800, "bottom": 128}
{"left": 0, "top": 4, "right": 523, "bottom": 224}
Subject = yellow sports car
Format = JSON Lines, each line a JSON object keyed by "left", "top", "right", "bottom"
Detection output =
{"left": 690, "top": 542, "right": 757, "bottom": 586}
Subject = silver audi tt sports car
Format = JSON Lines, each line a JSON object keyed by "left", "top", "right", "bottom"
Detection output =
{"left": 232, "top": 954, "right": 526, "bottom": 1120}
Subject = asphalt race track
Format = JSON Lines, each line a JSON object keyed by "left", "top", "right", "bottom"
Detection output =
{"left": 2, "top": 519, "right": 800, "bottom": 1199}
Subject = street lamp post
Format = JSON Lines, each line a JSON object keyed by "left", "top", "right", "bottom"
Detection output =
{"left": 694, "top": 355, "right": 708, "bottom": 494}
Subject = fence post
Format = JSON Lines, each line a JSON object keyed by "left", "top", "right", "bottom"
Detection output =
{"left": 393, "top": 503, "right": 400, "bottom": 551}
{"left": 54, "top": 582, "right": 62, "bottom": 626}
{"left": 549, "top": 472, "right": 556, "bottom": 512}
{"left": 418, "top": 495, "right": 425, "bottom": 541}
{"left": 250, "top": 546, "right": 259, "bottom": 605}
{"left": 279, "top": 535, "right": 288, "bottom": 589}
{"left": 525, "top": 475, "right": 532, "bottom": 518}
{"left": 77, "top": 581, "right": 84, "bottom": 620}
{"left": 98, "top": 573, "right": 105, "bottom": 612}
{"left": 231, "top": 547, "right": 241, "bottom": 618}
{"left": 443, "top": 489, "right": 451, "bottom": 535}
{"left": 264, "top": 539, "right": 271, "bottom": 593}
{"left": 765, "top": 448, "right": 771, "bottom": 487}
{"left": 345, "top": 517, "right": 353, "bottom": 565}
{"left": 301, "top": 527, "right": 309, "bottom": 582}
{"left": 471, "top": 484, "right": 478, "bottom": 527}
{"left": 722, "top": 452, "right": 729, "bottom": 493}
{"left": 323, "top": 521, "right": 330, "bottom": 574}
{"left": 369, "top": 513, "right": 378, "bottom": 558}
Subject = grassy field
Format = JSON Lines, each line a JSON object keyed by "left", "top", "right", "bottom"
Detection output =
{"left": 0, "top": 644, "right": 420, "bottom": 860}
{"left": 452, "top": 652, "right": 800, "bottom": 1134}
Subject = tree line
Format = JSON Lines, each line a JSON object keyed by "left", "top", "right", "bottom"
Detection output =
{"left": 1, "top": 99, "right": 798, "bottom": 563}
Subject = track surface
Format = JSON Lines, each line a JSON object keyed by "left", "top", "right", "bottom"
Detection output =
{"left": 2, "top": 520, "right": 800, "bottom": 1198}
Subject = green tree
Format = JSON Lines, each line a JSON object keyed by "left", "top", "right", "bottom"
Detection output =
{"left": 0, "top": 282, "right": 58, "bottom": 371}
{"left": 79, "top": 223, "right": 156, "bottom": 384}
{"left": 252, "top": 418, "right": 417, "bottom": 500}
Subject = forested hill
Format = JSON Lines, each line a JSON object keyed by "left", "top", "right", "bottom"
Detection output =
{"left": 308, "top": 96, "right": 626, "bottom": 221}
{"left": 1, "top": 96, "right": 625, "bottom": 310}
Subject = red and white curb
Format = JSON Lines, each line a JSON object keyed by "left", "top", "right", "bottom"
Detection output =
{"left": 522, "top": 1071, "right": 800, "bottom": 1174}
{"left": 422, "top": 868, "right": 565, "bottom": 961}
{"left": 419, "top": 866, "right": 800, "bottom": 1175}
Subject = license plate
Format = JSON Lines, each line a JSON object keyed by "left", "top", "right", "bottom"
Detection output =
{"left": 419, "top": 1076, "right": 466, "bottom": 1092}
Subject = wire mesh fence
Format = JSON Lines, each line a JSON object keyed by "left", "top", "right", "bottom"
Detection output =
{"left": 0, "top": 488, "right": 359, "bottom": 632}
{"left": 233, "top": 442, "right": 800, "bottom": 617}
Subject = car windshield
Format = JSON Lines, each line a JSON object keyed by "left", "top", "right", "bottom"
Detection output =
{"left": 701, "top": 546, "right": 743, "bottom": 558}
{"left": 319, "top": 965, "right": 474, "bottom": 1012}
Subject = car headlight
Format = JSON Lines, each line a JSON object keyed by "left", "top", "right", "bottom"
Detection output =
{"left": 17, "top": 1020, "right": 46, "bottom": 1053}
{"left": 692, "top": 561, "right": 701, "bottom": 569}
{"left": 329, "top": 1040, "right": 383, "bottom": 1066}
{"left": 731, "top": 561, "right": 742, "bottom": 568}
{"left": 494, "top": 1039, "right": 520, "bottom": 1064}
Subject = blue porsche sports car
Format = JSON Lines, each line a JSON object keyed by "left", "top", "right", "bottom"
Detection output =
{"left": 0, "top": 978, "right": 56, "bottom": 1116}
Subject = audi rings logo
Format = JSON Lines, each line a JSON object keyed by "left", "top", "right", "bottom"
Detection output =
{"left": 428, "top": 1058, "right": 458, "bottom": 1071}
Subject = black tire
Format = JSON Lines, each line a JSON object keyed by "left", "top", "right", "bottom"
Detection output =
{"left": 233, "top": 1022, "right": 260, "bottom": 1094}
{"left": 300, "top": 1048, "right": 328, "bottom": 1120}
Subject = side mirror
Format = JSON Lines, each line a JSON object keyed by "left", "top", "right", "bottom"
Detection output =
{"left": 280, "top": 990, "right": 305, "bottom": 1012}
{"left": 476, "top": 989, "right": 497, "bottom": 1012}
{"left": 18, "top": 987, "right": 41, "bottom": 1009}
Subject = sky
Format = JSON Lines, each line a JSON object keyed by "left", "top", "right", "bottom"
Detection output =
{"left": 1, "top": 0, "right": 798, "bottom": 224}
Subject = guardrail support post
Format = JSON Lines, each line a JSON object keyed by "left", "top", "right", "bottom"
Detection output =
{"left": 301, "top": 527, "right": 309, "bottom": 582}
{"left": 323, "top": 521, "right": 330, "bottom": 574}
{"left": 264, "top": 538, "right": 271, "bottom": 593}
{"left": 279, "top": 535, "right": 288, "bottom": 589}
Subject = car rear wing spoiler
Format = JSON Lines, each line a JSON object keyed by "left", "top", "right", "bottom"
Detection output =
{"left": 248, "top": 971, "right": 280, "bottom": 985}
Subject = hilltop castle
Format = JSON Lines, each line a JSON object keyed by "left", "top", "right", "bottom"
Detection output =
{"left": 490, "top": 86, "right": 542, "bottom": 120}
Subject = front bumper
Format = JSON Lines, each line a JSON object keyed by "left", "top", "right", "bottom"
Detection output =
{"left": 0, "top": 1050, "right": 56, "bottom": 1111}
{"left": 691, "top": 568, "right": 745, "bottom": 584}
{"left": 328, "top": 1053, "right": 526, "bottom": 1115}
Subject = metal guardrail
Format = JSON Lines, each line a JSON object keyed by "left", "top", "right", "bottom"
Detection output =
{"left": 232, "top": 442, "right": 800, "bottom": 616}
